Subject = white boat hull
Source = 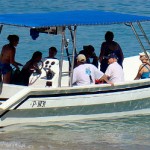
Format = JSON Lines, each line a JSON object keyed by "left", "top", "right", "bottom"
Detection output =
{"left": 1, "top": 10, "right": 150, "bottom": 127}
{"left": 1, "top": 79, "right": 150, "bottom": 126}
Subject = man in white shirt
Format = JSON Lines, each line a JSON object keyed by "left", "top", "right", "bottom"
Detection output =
{"left": 105, "top": 53, "right": 124, "bottom": 83}
{"left": 73, "top": 54, "right": 113, "bottom": 86}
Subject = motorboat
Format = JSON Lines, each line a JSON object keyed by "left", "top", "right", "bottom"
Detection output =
{"left": 0, "top": 10, "right": 150, "bottom": 127}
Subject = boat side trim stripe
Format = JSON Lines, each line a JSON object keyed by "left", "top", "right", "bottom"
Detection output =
{"left": 0, "top": 84, "right": 150, "bottom": 119}
{"left": 1, "top": 97, "right": 150, "bottom": 120}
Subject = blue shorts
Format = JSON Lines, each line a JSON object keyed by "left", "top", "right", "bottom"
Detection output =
{"left": 0, "top": 62, "right": 12, "bottom": 75}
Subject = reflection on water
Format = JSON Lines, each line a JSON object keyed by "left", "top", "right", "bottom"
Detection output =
{"left": 0, "top": 116, "right": 150, "bottom": 150}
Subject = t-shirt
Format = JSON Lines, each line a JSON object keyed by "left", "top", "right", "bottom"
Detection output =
{"left": 73, "top": 63, "right": 104, "bottom": 86}
{"left": 105, "top": 62, "right": 124, "bottom": 83}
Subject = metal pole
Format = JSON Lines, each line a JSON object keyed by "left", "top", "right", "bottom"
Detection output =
{"left": 130, "top": 23, "right": 150, "bottom": 61}
{"left": 137, "top": 22, "right": 150, "bottom": 47}
{"left": 69, "top": 26, "right": 77, "bottom": 87}
{"left": 68, "top": 26, "right": 77, "bottom": 55}
{"left": 58, "top": 29, "right": 65, "bottom": 87}
{"left": 64, "top": 35, "right": 71, "bottom": 70}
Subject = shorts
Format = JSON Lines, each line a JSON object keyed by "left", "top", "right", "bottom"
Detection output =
{"left": 0, "top": 62, "right": 12, "bottom": 75}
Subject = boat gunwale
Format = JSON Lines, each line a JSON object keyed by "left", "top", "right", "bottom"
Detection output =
{"left": 0, "top": 78, "right": 150, "bottom": 109}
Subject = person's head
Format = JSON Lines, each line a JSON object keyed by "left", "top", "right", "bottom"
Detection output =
{"left": 49, "top": 47, "right": 57, "bottom": 58}
{"left": 139, "top": 51, "right": 150, "bottom": 62}
{"left": 31, "top": 51, "right": 42, "bottom": 62}
{"left": 7, "top": 35, "right": 19, "bottom": 47}
{"left": 83, "top": 45, "right": 95, "bottom": 59}
{"left": 77, "top": 54, "right": 86, "bottom": 64}
{"left": 106, "top": 53, "right": 118, "bottom": 64}
{"left": 105, "top": 31, "right": 114, "bottom": 42}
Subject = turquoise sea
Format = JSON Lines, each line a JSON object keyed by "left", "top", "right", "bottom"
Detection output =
{"left": 0, "top": 0, "right": 150, "bottom": 149}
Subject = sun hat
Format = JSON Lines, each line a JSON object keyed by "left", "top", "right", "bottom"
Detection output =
{"left": 77, "top": 54, "right": 86, "bottom": 63}
{"left": 139, "top": 51, "right": 150, "bottom": 56}
{"left": 139, "top": 51, "right": 150, "bottom": 60}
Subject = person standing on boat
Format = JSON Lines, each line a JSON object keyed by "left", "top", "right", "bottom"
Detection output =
{"left": 72, "top": 54, "right": 113, "bottom": 86}
{"left": 134, "top": 52, "right": 150, "bottom": 80}
{"left": 99, "top": 31, "right": 124, "bottom": 73}
{"left": 105, "top": 53, "right": 124, "bottom": 83}
{"left": 0, "top": 35, "right": 22, "bottom": 83}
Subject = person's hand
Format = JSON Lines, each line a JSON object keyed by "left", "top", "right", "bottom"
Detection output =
{"left": 108, "top": 81, "right": 114, "bottom": 86}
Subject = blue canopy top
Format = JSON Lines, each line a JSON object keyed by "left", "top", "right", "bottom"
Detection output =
{"left": 0, "top": 10, "right": 150, "bottom": 28}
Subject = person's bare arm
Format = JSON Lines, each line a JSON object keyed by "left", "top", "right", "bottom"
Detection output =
{"left": 100, "top": 74, "right": 114, "bottom": 86}
{"left": 9, "top": 48, "right": 19, "bottom": 69}
{"left": 15, "top": 62, "right": 23, "bottom": 66}
{"left": 134, "top": 65, "right": 143, "bottom": 80}
{"left": 118, "top": 44, "right": 124, "bottom": 61}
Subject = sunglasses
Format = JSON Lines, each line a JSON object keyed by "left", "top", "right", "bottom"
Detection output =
{"left": 140, "top": 55, "right": 145, "bottom": 58}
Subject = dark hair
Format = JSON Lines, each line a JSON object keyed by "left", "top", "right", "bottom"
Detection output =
{"left": 105, "top": 31, "right": 114, "bottom": 41}
{"left": 31, "top": 51, "right": 42, "bottom": 60}
{"left": 49, "top": 47, "right": 57, "bottom": 53}
{"left": 87, "top": 45, "right": 95, "bottom": 53}
{"left": 7, "top": 35, "right": 19, "bottom": 43}
{"left": 83, "top": 45, "right": 95, "bottom": 56}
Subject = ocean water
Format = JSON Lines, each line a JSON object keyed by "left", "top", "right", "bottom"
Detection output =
{"left": 0, "top": 0, "right": 150, "bottom": 150}
{"left": 0, "top": 0, "right": 150, "bottom": 64}
{"left": 0, "top": 116, "right": 150, "bottom": 150}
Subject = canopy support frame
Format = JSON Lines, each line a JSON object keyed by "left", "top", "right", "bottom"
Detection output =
{"left": 58, "top": 28, "right": 66, "bottom": 87}
{"left": 69, "top": 26, "right": 77, "bottom": 87}
{"left": 58, "top": 26, "right": 77, "bottom": 87}
{"left": 130, "top": 22, "right": 150, "bottom": 61}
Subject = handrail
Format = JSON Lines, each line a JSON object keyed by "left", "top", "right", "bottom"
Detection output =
{"left": 137, "top": 22, "right": 150, "bottom": 46}
{"left": 58, "top": 28, "right": 65, "bottom": 87}
{"left": 69, "top": 26, "right": 77, "bottom": 87}
{"left": 130, "top": 22, "right": 150, "bottom": 62}
{"left": 0, "top": 87, "right": 30, "bottom": 113}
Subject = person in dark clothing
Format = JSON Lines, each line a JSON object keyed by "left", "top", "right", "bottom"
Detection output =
{"left": 78, "top": 45, "right": 98, "bottom": 68}
{"left": 99, "top": 31, "right": 124, "bottom": 73}
{"left": 19, "top": 51, "right": 42, "bottom": 86}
